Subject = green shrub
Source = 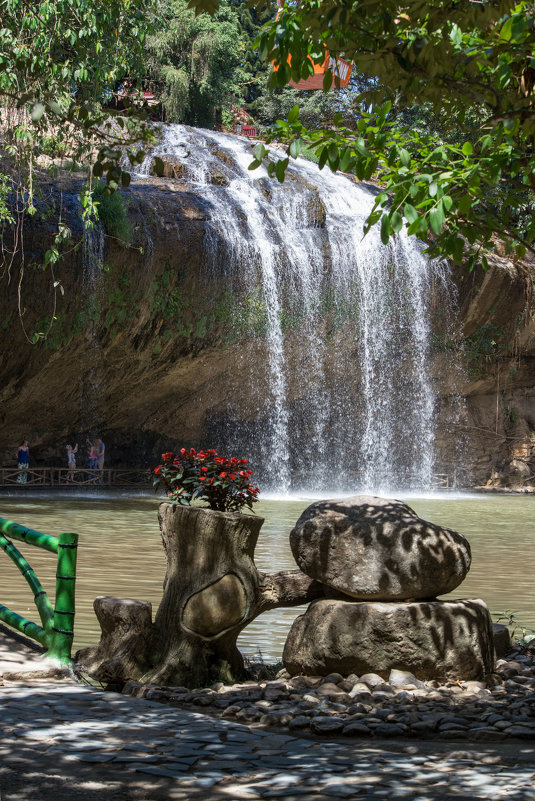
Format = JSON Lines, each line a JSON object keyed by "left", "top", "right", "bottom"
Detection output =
{"left": 93, "top": 182, "right": 131, "bottom": 246}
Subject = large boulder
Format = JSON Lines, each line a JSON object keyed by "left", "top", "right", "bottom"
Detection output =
{"left": 289, "top": 495, "right": 471, "bottom": 600}
{"left": 283, "top": 598, "right": 495, "bottom": 681}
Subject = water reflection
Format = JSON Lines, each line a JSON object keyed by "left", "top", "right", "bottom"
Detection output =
{"left": 0, "top": 493, "right": 533, "bottom": 662}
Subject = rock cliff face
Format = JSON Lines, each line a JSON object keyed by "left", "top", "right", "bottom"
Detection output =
{"left": 0, "top": 150, "right": 534, "bottom": 489}
{"left": 448, "top": 257, "right": 535, "bottom": 489}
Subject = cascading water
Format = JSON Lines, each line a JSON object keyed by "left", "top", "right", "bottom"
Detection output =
{"left": 138, "top": 125, "right": 451, "bottom": 494}
{"left": 80, "top": 221, "right": 105, "bottom": 432}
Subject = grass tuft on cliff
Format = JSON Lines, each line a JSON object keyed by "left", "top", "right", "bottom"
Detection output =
{"left": 93, "top": 182, "right": 131, "bottom": 246}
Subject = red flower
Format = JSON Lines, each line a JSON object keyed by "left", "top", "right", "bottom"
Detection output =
{"left": 229, "top": 473, "right": 236, "bottom": 480}
{"left": 220, "top": 472, "right": 227, "bottom": 478}
{"left": 198, "top": 476, "right": 206, "bottom": 481}
{"left": 154, "top": 466, "right": 161, "bottom": 476}
{"left": 161, "top": 452, "right": 173, "bottom": 461}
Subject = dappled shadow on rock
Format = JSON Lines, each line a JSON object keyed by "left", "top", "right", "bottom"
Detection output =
{"left": 283, "top": 598, "right": 495, "bottom": 681}
{"left": 290, "top": 495, "right": 471, "bottom": 600}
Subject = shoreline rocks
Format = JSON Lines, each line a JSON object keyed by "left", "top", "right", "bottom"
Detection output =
{"left": 120, "top": 644, "right": 535, "bottom": 742}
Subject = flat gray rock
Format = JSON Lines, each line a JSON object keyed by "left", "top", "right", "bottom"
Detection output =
{"left": 283, "top": 598, "right": 495, "bottom": 681}
{"left": 289, "top": 495, "right": 471, "bottom": 600}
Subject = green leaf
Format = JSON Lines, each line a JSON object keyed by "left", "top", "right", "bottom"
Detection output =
{"left": 289, "top": 139, "right": 302, "bottom": 158}
{"left": 403, "top": 203, "right": 418, "bottom": 223}
{"left": 380, "top": 214, "right": 391, "bottom": 245}
{"left": 399, "top": 148, "right": 410, "bottom": 167}
{"left": 429, "top": 202, "right": 445, "bottom": 234}
{"left": 274, "top": 158, "right": 288, "bottom": 183}
{"left": 391, "top": 210, "right": 403, "bottom": 233}
{"left": 462, "top": 142, "right": 473, "bottom": 156}
{"left": 287, "top": 104, "right": 299, "bottom": 125}
{"left": 457, "top": 194, "right": 472, "bottom": 215}
{"left": 253, "top": 142, "right": 266, "bottom": 160}
{"left": 451, "top": 236, "right": 465, "bottom": 264}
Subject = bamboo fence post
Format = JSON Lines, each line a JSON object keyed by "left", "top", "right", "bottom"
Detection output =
{"left": 49, "top": 532, "right": 78, "bottom": 662}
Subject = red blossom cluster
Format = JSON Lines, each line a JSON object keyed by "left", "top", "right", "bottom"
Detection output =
{"left": 150, "top": 447, "right": 259, "bottom": 513}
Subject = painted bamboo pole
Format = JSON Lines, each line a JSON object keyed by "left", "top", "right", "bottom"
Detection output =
{"left": 0, "top": 533, "right": 54, "bottom": 632}
{"left": 0, "top": 518, "right": 59, "bottom": 553}
{"left": 0, "top": 604, "right": 48, "bottom": 646}
{"left": 49, "top": 532, "right": 78, "bottom": 662}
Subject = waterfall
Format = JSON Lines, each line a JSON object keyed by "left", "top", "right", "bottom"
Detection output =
{"left": 80, "top": 222, "right": 105, "bottom": 433}
{"left": 138, "top": 125, "right": 451, "bottom": 494}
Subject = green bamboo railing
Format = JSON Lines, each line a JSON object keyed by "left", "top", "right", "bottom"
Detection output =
{"left": 0, "top": 517, "right": 78, "bottom": 662}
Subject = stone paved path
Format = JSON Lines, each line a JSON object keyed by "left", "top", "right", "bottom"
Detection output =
{"left": 2, "top": 680, "right": 535, "bottom": 801}
{"left": 1, "top": 628, "right": 535, "bottom": 801}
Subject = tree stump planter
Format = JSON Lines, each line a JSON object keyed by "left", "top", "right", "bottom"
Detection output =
{"left": 77, "top": 503, "right": 325, "bottom": 688}
{"left": 145, "top": 503, "right": 324, "bottom": 687}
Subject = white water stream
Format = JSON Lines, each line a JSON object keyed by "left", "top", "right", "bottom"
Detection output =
{"left": 138, "top": 125, "right": 451, "bottom": 494}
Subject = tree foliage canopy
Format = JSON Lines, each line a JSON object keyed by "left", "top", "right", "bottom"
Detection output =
{"left": 0, "top": 0, "right": 158, "bottom": 197}
{"left": 191, "top": 0, "right": 535, "bottom": 266}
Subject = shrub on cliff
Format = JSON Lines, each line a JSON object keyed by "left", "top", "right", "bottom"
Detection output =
{"left": 93, "top": 183, "right": 131, "bottom": 247}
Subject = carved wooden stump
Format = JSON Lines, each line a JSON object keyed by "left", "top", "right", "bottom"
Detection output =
{"left": 75, "top": 596, "right": 153, "bottom": 683}
{"left": 143, "top": 503, "right": 323, "bottom": 687}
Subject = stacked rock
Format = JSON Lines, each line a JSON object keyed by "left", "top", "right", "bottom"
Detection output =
{"left": 283, "top": 496, "right": 495, "bottom": 682}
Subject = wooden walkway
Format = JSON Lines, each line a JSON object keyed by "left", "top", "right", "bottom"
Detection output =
{"left": 0, "top": 467, "right": 147, "bottom": 488}
{"left": 0, "top": 467, "right": 453, "bottom": 490}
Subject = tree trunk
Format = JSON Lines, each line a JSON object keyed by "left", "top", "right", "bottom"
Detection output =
{"left": 143, "top": 503, "right": 324, "bottom": 687}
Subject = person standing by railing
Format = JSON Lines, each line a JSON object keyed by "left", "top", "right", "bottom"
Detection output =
{"left": 16, "top": 440, "right": 29, "bottom": 483}
{"left": 96, "top": 437, "right": 105, "bottom": 474}
{"left": 66, "top": 443, "right": 78, "bottom": 480}
{"left": 86, "top": 438, "right": 98, "bottom": 481}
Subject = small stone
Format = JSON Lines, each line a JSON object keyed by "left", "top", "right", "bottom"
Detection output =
{"left": 342, "top": 721, "right": 371, "bottom": 736}
{"left": 389, "top": 669, "right": 424, "bottom": 688}
{"left": 349, "top": 683, "right": 372, "bottom": 699}
{"left": 359, "top": 673, "right": 385, "bottom": 688}
{"left": 316, "top": 682, "right": 346, "bottom": 697}
{"left": 310, "top": 716, "right": 345, "bottom": 734}
{"left": 374, "top": 723, "right": 408, "bottom": 736}
{"left": 473, "top": 729, "right": 505, "bottom": 742}
{"left": 288, "top": 716, "right": 310, "bottom": 730}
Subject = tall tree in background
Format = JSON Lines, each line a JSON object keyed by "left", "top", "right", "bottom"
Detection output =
{"left": 146, "top": 0, "right": 254, "bottom": 128}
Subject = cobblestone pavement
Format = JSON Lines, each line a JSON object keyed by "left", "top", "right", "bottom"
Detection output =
{"left": 2, "top": 628, "right": 535, "bottom": 801}
{"left": 1, "top": 680, "right": 535, "bottom": 801}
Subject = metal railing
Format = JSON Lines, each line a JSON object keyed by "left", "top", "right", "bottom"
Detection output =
{"left": 0, "top": 467, "right": 148, "bottom": 487}
{"left": 0, "top": 517, "right": 78, "bottom": 662}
